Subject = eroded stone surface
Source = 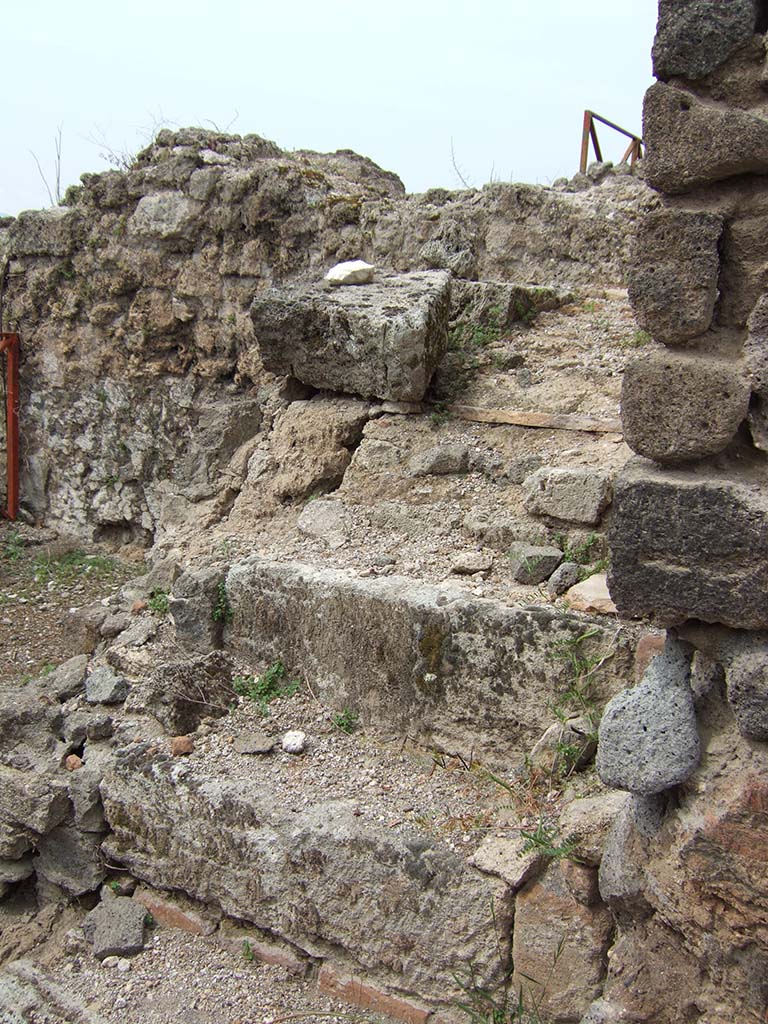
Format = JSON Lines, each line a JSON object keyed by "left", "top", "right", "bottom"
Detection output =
{"left": 101, "top": 749, "right": 509, "bottom": 1005}
{"left": 644, "top": 82, "right": 768, "bottom": 193}
{"left": 608, "top": 457, "right": 768, "bottom": 629}
{"left": 652, "top": 0, "right": 759, "bottom": 81}
{"left": 225, "top": 558, "right": 633, "bottom": 766}
{"left": 627, "top": 208, "right": 722, "bottom": 345}
{"left": 250, "top": 271, "right": 451, "bottom": 403}
{"left": 597, "top": 636, "right": 700, "bottom": 795}
{"left": 621, "top": 351, "right": 750, "bottom": 464}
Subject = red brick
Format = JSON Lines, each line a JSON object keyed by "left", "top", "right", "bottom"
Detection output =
{"left": 132, "top": 886, "right": 218, "bottom": 935}
{"left": 318, "top": 964, "right": 431, "bottom": 1024}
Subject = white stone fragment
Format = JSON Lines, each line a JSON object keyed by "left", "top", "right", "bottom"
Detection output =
{"left": 324, "top": 260, "right": 375, "bottom": 286}
{"left": 282, "top": 730, "right": 307, "bottom": 754}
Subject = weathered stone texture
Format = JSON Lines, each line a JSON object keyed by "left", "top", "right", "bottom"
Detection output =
{"left": 225, "top": 558, "right": 633, "bottom": 766}
{"left": 620, "top": 351, "right": 750, "bottom": 464}
{"left": 644, "top": 82, "right": 768, "bottom": 193}
{"left": 597, "top": 636, "right": 700, "bottom": 795}
{"left": 512, "top": 862, "right": 613, "bottom": 1023}
{"left": 652, "top": 0, "right": 759, "bottom": 82}
{"left": 523, "top": 466, "right": 613, "bottom": 525}
{"left": 608, "top": 457, "right": 768, "bottom": 628}
{"left": 101, "top": 750, "right": 508, "bottom": 1007}
{"left": 627, "top": 209, "right": 722, "bottom": 345}
{"left": 250, "top": 271, "right": 451, "bottom": 402}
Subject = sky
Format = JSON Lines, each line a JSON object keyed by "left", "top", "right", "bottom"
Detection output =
{"left": 2, "top": 1, "right": 658, "bottom": 216}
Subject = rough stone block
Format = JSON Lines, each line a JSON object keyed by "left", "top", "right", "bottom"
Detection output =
{"left": 124, "top": 650, "right": 233, "bottom": 734}
{"left": 507, "top": 542, "right": 563, "bottom": 584}
{"left": 644, "top": 82, "right": 768, "bottom": 194}
{"left": 84, "top": 896, "right": 147, "bottom": 959}
{"left": 512, "top": 861, "right": 613, "bottom": 1022}
{"left": 224, "top": 558, "right": 632, "bottom": 767}
{"left": 621, "top": 351, "right": 750, "bottom": 464}
{"left": 627, "top": 209, "right": 722, "bottom": 345}
{"left": 725, "top": 648, "right": 768, "bottom": 740}
{"left": 250, "top": 271, "right": 451, "bottom": 402}
{"left": 10, "top": 207, "right": 81, "bottom": 256}
{"left": 168, "top": 564, "right": 226, "bottom": 651}
{"left": 0, "top": 768, "right": 70, "bottom": 835}
{"left": 85, "top": 665, "right": 128, "bottom": 705}
{"left": 101, "top": 751, "right": 509, "bottom": 1007}
{"left": 608, "top": 457, "right": 768, "bottom": 628}
{"left": 36, "top": 823, "right": 105, "bottom": 896}
{"left": 718, "top": 213, "right": 768, "bottom": 328}
{"left": 523, "top": 466, "right": 613, "bottom": 525}
{"left": 652, "top": 0, "right": 759, "bottom": 81}
{"left": 597, "top": 636, "right": 700, "bottom": 795}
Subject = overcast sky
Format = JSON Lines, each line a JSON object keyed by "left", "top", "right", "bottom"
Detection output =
{"left": 3, "top": 1, "right": 657, "bottom": 216}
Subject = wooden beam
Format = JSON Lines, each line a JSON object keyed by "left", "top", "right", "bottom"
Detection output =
{"left": 378, "top": 400, "right": 622, "bottom": 434}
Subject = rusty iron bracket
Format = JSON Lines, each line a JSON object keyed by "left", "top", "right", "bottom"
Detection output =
{"left": 0, "top": 332, "right": 19, "bottom": 521}
{"left": 580, "top": 110, "right": 643, "bottom": 175}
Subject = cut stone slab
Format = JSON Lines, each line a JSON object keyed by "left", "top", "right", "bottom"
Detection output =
{"left": 250, "top": 270, "right": 451, "bottom": 402}
{"left": 45, "top": 655, "right": 89, "bottom": 701}
{"left": 627, "top": 209, "right": 722, "bottom": 346}
{"left": 523, "top": 466, "right": 613, "bottom": 525}
{"left": 564, "top": 574, "right": 617, "bottom": 615}
{"left": 169, "top": 563, "right": 226, "bottom": 652}
{"left": 84, "top": 896, "right": 147, "bottom": 959}
{"left": 621, "top": 352, "right": 750, "bottom": 465}
{"left": 506, "top": 542, "right": 563, "bottom": 585}
{"left": 324, "top": 259, "right": 374, "bottom": 286}
{"left": 644, "top": 82, "right": 768, "bottom": 194}
{"left": 608, "top": 456, "right": 768, "bottom": 629}
{"left": 225, "top": 558, "right": 634, "bottom": 768}
{"left": 597, "top": 636, "right": 700, "bottom": 795}
{"left": 85, "top": 665, "right": 128, "bottom": 705}
{"left": 101, "top": 749, "right": 509, "bottom": 1007}
{"left": 652, "top": 0, "right": 758, "bottom": 81}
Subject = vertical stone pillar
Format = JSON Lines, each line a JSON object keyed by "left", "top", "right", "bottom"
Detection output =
{"left": 595, "top": 4, "right": 768, "bottom": 1021}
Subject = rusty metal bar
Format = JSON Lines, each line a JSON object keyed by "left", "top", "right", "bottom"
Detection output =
{"left": 579, "top": 110, "right": 593, "bottom": 175}
{"left": 580, "top": 110, "right": 643, "bottom": 174}
{"left": 0, "top": 332, "right": 19, "bottom": 521}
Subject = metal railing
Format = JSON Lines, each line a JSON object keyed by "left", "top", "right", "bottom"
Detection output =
{"left": 579, "top": 110, "right": 643, "bottom": 174}
{"left": 0, "top": 333, "right": 19, "bottom": 520}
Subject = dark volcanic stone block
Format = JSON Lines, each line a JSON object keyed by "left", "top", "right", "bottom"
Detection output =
{"left": 608, "top": 457, "right": 768, "bottom": 629}
{"left": 644, "top": 83, "right": 768, "bottom": 194}
{"left": 653, "top": 0, "right": 759, "bottom": 82}
{"left": 627, "top": 209, "right": 723, "bottom": 346}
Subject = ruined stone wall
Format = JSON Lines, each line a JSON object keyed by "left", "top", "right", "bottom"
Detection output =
{"left": 0, "top": 130, "right": 651, "bottom": 542}
{"left": 596, "top": 3, "right": 768, "bottom": 1022}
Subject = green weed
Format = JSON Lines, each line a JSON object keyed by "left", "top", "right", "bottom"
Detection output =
{"left": 242, "top": 939, "right": 255, "bottom": 962}
{"left": 2, "top": 531, "right": 24, "bottom": 562}
{"left": 520, "top": 817, "right": 578, "bottom": 861}
{"left": 620, "top": 329, "right": 652, "bottom": 348}
{"left": 148, "top": 588, "right": 170, "bottom": 615}
{"left": 332, "top": 708, "right": 359, "bottom": 734}
{"left": 212, "top": 580, "right": 233, "bottom": 624}
{"left": 33, "top": 550, "right": 119, "bottom": 586}
{"left": 233, "top": 660, "right": 300, "bottom": 715}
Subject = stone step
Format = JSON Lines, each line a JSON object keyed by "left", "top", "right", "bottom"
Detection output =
{"left": 219, "top": 557, "right": 637, "bottom": 769}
